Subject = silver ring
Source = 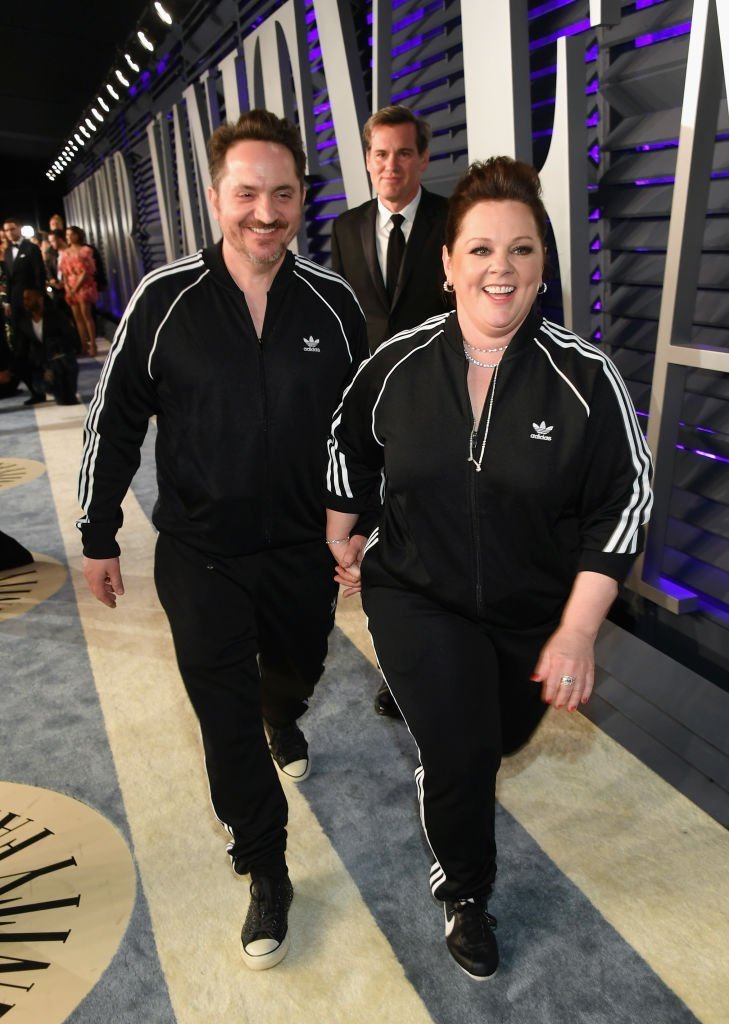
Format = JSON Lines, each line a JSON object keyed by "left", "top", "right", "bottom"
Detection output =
{"left": 560, "top": 675, "right": 576, "bottom": 687}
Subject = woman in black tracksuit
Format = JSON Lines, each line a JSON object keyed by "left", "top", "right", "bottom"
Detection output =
{"left": 325, "top": 158, "right": 652, "bottom": 981}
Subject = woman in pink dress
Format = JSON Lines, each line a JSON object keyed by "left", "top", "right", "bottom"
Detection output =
{"left": 60, "top": 226, "right": 98, "bottom": 356}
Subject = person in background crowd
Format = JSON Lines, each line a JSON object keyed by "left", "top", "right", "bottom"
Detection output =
{"left": 78, "top": 108, "right": 370, "bottom": 972}
{"left": 331, "top": 104, "right": 448, "bottom": 353}
{"left": 325, "top": 156, "right": 652, "bottom": 982}
{"left": 60, "top": 225, "right": 97, "bottom": 356}
{"left": 49, "top": 213, "right": 65, "bottom": 233}
{"left": 17, "top": 287, "right": 79, "bottom": 405}
{"left": 331, "top": 104, "right": 449, "bottom": 719}
{"left": 3, "top": 217, "right": 47, "bottom": 403}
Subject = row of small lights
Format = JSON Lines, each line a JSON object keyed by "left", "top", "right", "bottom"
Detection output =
{"left": 46, "top": 2, "right": 173, "bottom": 182}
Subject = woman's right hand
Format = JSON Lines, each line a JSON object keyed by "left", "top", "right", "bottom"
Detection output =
{"left": 330, "top": 535, "right": 366, "bottom": 597}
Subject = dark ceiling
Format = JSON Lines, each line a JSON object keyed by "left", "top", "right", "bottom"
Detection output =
{"left": 0, "top": 1, "right": 150, "bottom": 223}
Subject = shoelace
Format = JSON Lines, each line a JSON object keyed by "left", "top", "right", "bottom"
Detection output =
{"left": 252, "top": 880, "right": 290, "bottom": 931}
{"left": 451, "top": 898, "right": 497, "bottom": 930}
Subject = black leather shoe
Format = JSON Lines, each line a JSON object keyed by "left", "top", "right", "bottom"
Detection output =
{"left": 374, "top": 681, "right": 403, "bottom": 719}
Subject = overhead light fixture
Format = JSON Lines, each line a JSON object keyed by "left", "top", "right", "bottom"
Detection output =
{"left": 138, "top": 29, "right": 155, "bottom": 51}
{"left": 85, "top": 117, "right": 97, "bottom": 132}
{"left": 107, "top": 83, "right": 120, "bottom": 100}
{"left": 74, "top": 133, "right": 83, "bottom": 145}
{"left": 155, "top": 2, "right": 173, "bottom": 24}
{"left": 92, "top": 107, "right": 104, "bottom": 122}
{"left": 81, "top": 125, "right": 91, "bottom": 138}
{"left": 98, "top": 96, "right": 110, "bottom": 112}
{"left": 125, "top": 53, "right": 140, "bottom": 72}
{"left": 115, "top": 69, "right": 130, "bottom": 87}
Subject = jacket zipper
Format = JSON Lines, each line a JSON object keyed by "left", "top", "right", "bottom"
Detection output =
{"left": 258, "top": 334, "right": 272, "bottom": 545}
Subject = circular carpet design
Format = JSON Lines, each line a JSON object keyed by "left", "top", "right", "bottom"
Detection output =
{"left": 0, "top": 554, "right": 68, "bottom": 621}
{"left": 0, "top": 458, "right": 46, "bottom": 492}
{"left": 0, "top": 781, "right": 136, "bottom": 1023}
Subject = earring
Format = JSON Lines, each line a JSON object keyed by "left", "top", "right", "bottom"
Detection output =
{"left": 443, "top": 280, "right": 454, "bottom": 294}
{"left": 537, "top": 282, "right": 547, "bottom": 295}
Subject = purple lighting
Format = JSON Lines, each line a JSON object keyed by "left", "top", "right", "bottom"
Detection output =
{"left": 591, "top": 268, "right": 601, "bottom": 282}
{"left": 529, "top": 18, "right": 591, "bottom": 52}
{"left": 590, "top": 237, "right": 601, "bottom": 252}
{"left": 589, "top": 208, "right": 601, "bottom": 222}
{"left": 528, "top": 0, "right": 574, "bottom": 16}
{"left": 636, "top": 22, "right": 691, "bottom": 48}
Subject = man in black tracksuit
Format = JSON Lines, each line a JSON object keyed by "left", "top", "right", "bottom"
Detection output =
{"left": 79, "top": 110, "right": 368, "bottom": 969}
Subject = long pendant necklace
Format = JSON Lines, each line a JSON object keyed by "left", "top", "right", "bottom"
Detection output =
{"left": 468, "top": 361, "right": 500, "bottom": 472}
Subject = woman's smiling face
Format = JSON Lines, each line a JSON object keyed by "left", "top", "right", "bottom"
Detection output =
{"left": 442, "top": 199, "right": 545, "bottom": 344}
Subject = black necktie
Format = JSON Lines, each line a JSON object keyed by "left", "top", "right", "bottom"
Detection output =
{"left": 386, "top": 213, "right": 406, "bottom": 301}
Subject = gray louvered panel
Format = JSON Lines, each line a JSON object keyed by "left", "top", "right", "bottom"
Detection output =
{"left": 673, "top": 448, "right": 729, "bottom": 507}
{"left": 663, "top": 545, "right": 729, "bottom": 605}
{"left": 680, "top": 399, "right": 729, "bottom": 440}
{"left": 603, "top": 283, "right": 661, "bottom": 319}
{"left": 603, "top": 139, "right": 729, "bottom": 184}
{"left": 667, "top": 517, "right": 729, "bottom": 572}
{"left": 601, "top": 36, "right": 690, "bottom": 117}
{"left": 670, "top": 489, "right": 729, "bottom": 540}
{"left": 605, "top": 101, "right": 729, "bottom": 151}
{"left": 605, "top": 251, "right": 729, "bottom": 289}
{"left": 601, "top": 179, "right": 729, "bottom": 218}
{"left": 686, "top": 367, "right": 729, "bottom": 402}
{"left": 606, "top": 216, "right": 729, "bottom": 252}
{"left": 604, "top": 284, "right": 729, "bottom": 331}
{"left": 604, "top": 316, "right": 659, "bottom": 351}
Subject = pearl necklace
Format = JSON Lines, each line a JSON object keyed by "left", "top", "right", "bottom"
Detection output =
{"left": 464, "top": 347, "right": 501, "bottom": 369}
{"left": 463, "top": 339, "right": 509, "bottom": 353}
{"left": 468, "top": 361, "right": 500, "bottom": 472}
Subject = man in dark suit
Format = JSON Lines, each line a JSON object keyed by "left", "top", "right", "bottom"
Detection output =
{"left": 331, "top": 106, "right": 449, "bottom": 718}
{"left": 3, "top": 219, "right": 47, "bottom": 404}
{"left": 16, "top": 288, "right": 80, "bottom": 405}
{"left": 331, "top": 105, "right": 449, "bottom": 355}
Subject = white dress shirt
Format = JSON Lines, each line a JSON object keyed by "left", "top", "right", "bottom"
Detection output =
{"left": 375, "top": 189, "right": 422, "bottom": 281}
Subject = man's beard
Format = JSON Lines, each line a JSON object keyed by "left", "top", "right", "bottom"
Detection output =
{"left": 235, "top": 219, "right": 294, "bottom": 266}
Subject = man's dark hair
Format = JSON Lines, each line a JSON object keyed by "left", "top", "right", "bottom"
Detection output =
{"left": 207, "top": 109, "right": 307, "bottom": 190}
{"left": 362, "top": 105, "right": 431, "bottom": 155}
{"left": 49, "top": 228, "right": 65, "bottom": 242}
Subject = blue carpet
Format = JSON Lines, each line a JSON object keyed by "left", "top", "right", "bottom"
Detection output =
{"left": 0, "top": 361, "right": 702, "bottom": 1022}
{"left": 0, "top": 388, "right": 176, "bottom": 1024}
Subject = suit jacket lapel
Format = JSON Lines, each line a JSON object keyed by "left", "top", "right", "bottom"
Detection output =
{"left": 391, "top": 189, "right": 439, "bottom": 310}
{"left": 360, "top": 201, "right": 388, "bottom": 309}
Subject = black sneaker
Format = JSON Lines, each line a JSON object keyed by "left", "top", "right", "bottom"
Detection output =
{"left": 241, "top": 875, "right": 294, "bottom": 970}
{"left": 444, "top": 896, "right": 498, "bottom": 980}
{"left": 264, "top": 721, "right": 310, "bottom": 781}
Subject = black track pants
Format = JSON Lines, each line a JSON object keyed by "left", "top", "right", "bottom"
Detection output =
{"left": 363, "top": 584, "right": 550, "bottom": 901}
{"left": 154, "top": 534, "right": 338, "bottom": 876}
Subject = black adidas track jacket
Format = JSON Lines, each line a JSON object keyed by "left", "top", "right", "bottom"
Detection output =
{"left": 327, "top": 308, "right": 653, "bottom": 630}
{"left": 78, "top": 243, "right": 368, "bottom": 558}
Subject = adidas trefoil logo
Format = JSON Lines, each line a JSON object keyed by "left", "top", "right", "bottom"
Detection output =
{"left": 530, "top": 420, "right": 553, "bottom": 441}
{"left": 303, "top": 335, "right": 320, "bottom": 353}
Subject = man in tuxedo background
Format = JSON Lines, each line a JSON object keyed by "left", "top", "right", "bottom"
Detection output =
{"left": 331, "top": 105, "right": 448, "bottom": 356}
{"left": 331, "top": 106, "right": 449, "bottom": 718}
{"left": 3, "top": 218, "right": 47, "bottom": 404}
